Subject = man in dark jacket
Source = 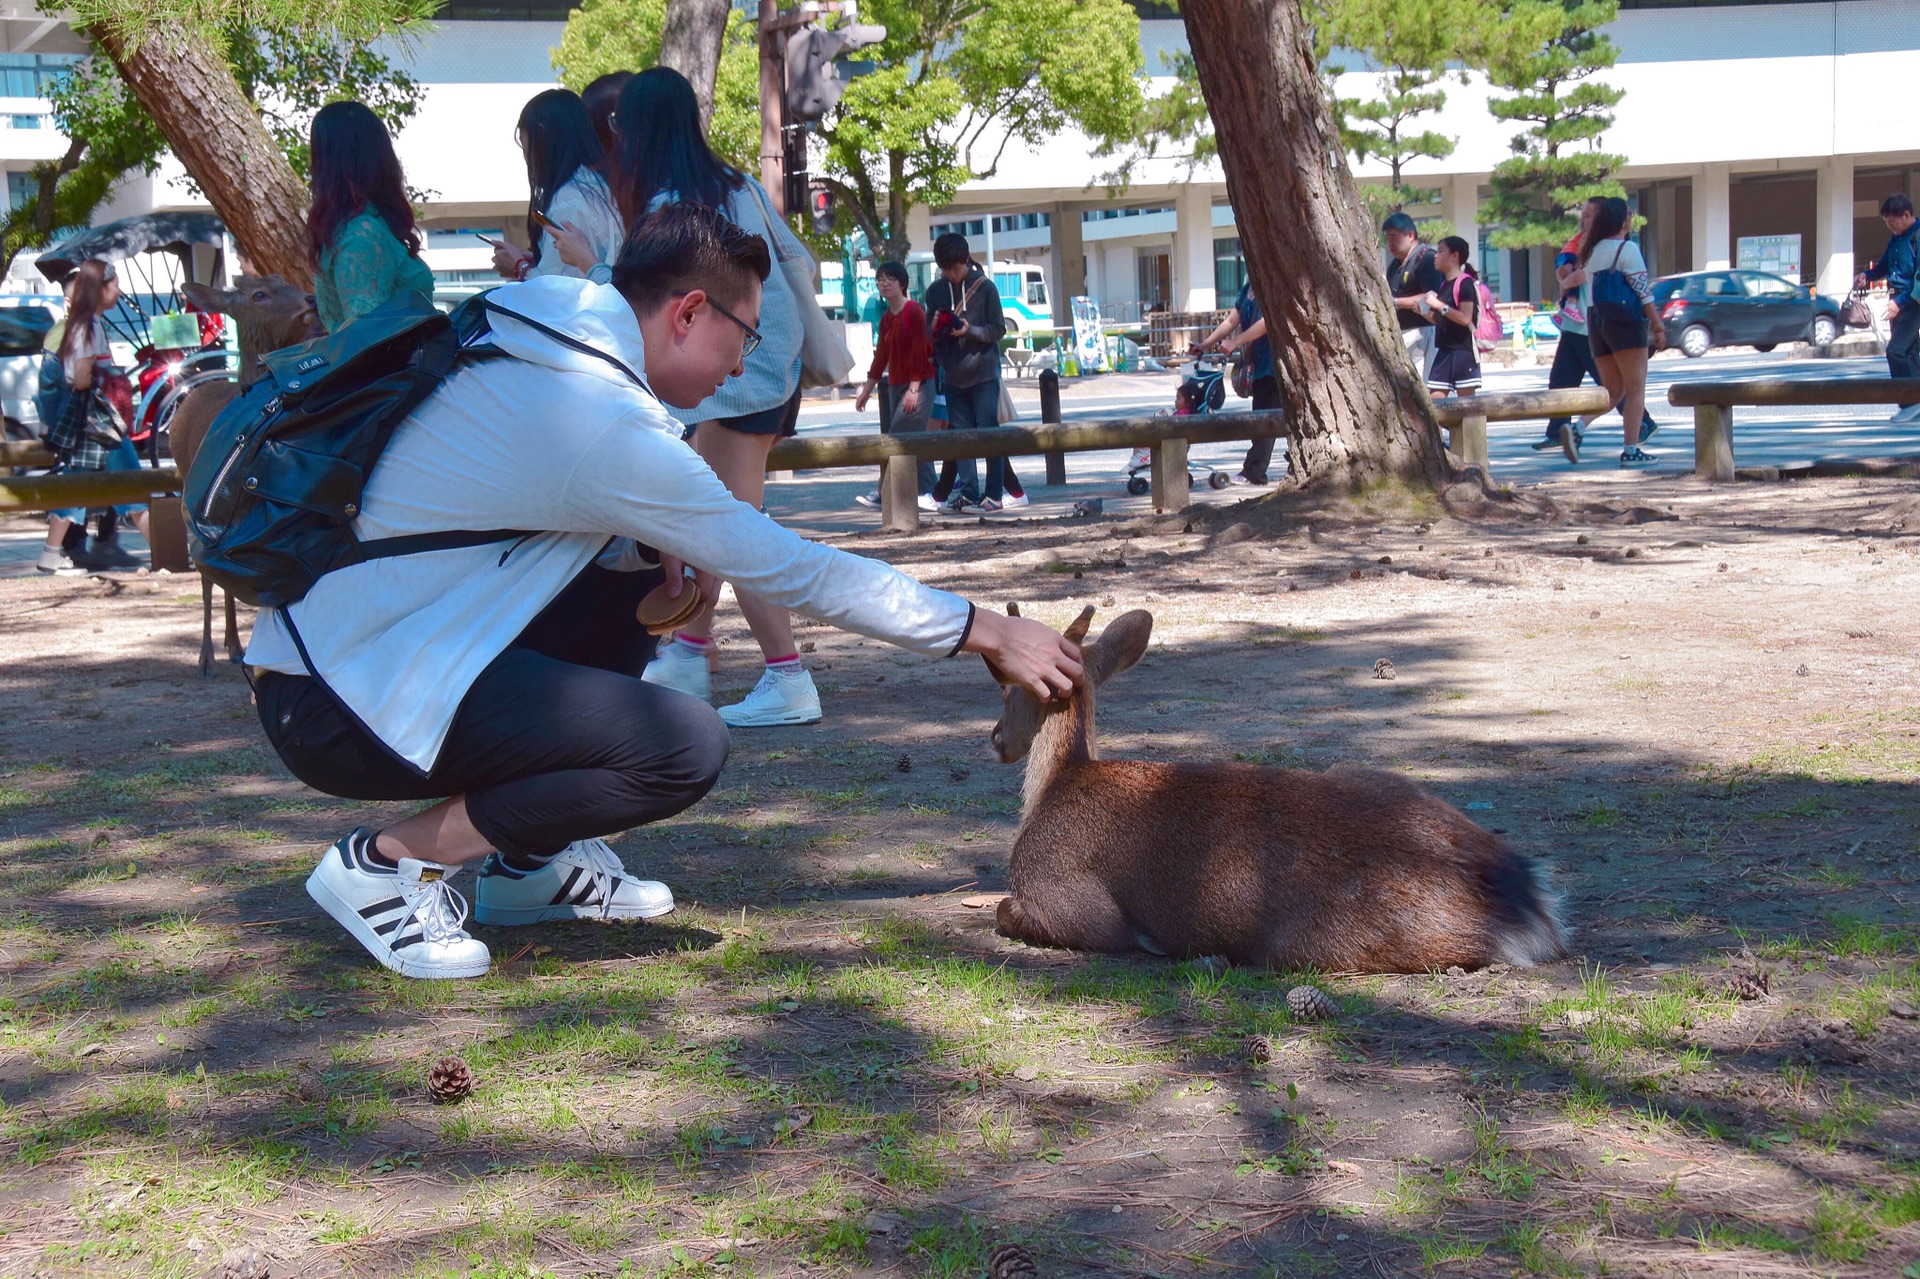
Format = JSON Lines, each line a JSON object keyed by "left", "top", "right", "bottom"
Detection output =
{"left": 1858, "top": 192, "right": 1920, "bottom": 419}
{"left": 924, "top": 232, "right": 1019, "bottom": 512}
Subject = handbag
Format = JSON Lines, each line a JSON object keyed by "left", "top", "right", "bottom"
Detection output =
{"left": 747, "top": 182, "right": 855, "bottom": 390}
{"left": 1842, "top": 291, "right": 1873, "bottom": 329}
{"left": 1587, "top": 240, "right": 1642, "bottom": 325}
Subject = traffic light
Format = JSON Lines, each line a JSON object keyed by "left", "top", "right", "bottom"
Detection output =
{"left": 784, "top": 19, "right": 886, "bottom": 122}
{"left": 809, "top": 182, "right": 836, "bottom": 237}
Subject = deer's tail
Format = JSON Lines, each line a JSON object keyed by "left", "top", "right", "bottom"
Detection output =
{"left": 1482, "top": 845, "right": 1570, "bottom": 967}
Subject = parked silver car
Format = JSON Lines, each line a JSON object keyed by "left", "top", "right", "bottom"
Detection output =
{"left": 0, "top": 296, "right": 62, "bottom": 441}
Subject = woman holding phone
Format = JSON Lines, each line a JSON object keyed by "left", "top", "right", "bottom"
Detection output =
{"left": 308, "top": 101, "right": 436, "bottom": 332}
{"left": 490, "top": 89, "right": 625, "bottom": 284}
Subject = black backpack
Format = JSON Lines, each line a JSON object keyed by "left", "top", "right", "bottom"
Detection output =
{"left": 183, "top": 290, "right": 645, "bottom": 610}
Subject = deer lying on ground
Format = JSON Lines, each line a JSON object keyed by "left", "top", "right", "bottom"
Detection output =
{"left": 986, "top": 606, "right": 1569, "bottom": 973}
{"left": 174, "top": 277, "right": 324, "bottom": 675}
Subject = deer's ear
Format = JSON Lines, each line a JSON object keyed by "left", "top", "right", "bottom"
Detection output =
{"left": 1063, "top": 606, "right": 1096, "bottom": 646}
{"left": 1086, "top": 610, "right": 1153, "bottom": 687}
{"left": 980, "top": 654, "right": 1014, "bottom": 686}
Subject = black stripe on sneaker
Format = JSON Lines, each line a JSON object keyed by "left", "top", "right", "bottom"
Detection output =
{"left": 549, "top": 866, "right": 583, "bottom": 906}
{"left": 359, "top": 899, "right": 402, "bottom": 920}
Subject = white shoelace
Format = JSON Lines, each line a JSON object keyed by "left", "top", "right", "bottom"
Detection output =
{"left": 397, "top": 875, "right": 473, "bottom": 945}
{"left": 571, "top": 837, "right": 628, "bottom": 917}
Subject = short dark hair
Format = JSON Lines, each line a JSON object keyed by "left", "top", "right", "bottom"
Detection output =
{"left": 933, "top": 232, "right": 972, "bottom": 268}
{"left": 876, "top": 259, "right": 909, "bottom": 287}
{"left": 611, "top": 202, "right": 771, "bottom": 315}
{"left": 1381, "top": 211, "right": 1418, "bottom": 237}
{"left": 1881, "top": 193, "right": 1914, "bottom": 218}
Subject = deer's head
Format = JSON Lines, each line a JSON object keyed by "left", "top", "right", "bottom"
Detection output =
{"left": 987, "top": 605, "right": 1153, "bottom": 763}
{"left": 182, "top": 275, "right": 323, "bottom": 348}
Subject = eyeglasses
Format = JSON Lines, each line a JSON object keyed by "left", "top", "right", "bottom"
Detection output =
{"left": 676, "top": 291, "right": 762, "bottom": 358}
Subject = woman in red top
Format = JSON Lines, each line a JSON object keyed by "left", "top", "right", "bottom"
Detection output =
{"left": 854, "top": 260, "right": 938, "bottom": 510}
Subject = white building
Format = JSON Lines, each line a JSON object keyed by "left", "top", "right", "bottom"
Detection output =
{"left": 3, "top": 0, "right": 1915, "bottom": 315}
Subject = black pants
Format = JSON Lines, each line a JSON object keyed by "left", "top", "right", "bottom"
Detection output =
{"left": 1888, "top": 305, "right": 1920, "bottom": 380}
{"left": 1544, "top": 330, "right": 1657, "bottom": 442}
{"left": 932, "top": 378, "right": 1022, "bottom": 502}
{"left": 255, "top": 565, "right": 731, "bottom": 858}
{"left": 1241, "top": 374, "right": 1282, "bottom": 482}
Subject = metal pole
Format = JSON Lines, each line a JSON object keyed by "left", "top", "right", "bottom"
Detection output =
{"left": 758, "top": 0, "right": 785, "bottom": 215}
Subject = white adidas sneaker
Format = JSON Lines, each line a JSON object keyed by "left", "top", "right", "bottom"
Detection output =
{"left": 473, "top": 837, "right": 675, "bottom": 925}
{"left": 304, "top": 830, "right": 491, "bottom": 980}
{"left": 641, "top": 636, "right": 712, "bottom": 701}
{"left": 719, "top": 666, "right": 823, "bottom": 727}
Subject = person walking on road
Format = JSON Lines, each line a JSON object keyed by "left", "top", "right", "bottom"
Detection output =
{"left": 1573, "top": 197, "right": 1667, "bottom": 467}
{"left": 1424, "top": 236, "right": 1483, "bottom": 403}
{"left": 1536, "top": 197, "right": 1660, "bottom": 463}
{"left": 924, "top": 233, "right": 1021, "bottom": 513}
{"left": 307, "top": 101, "right": 438, "bottom": 333}
{"left": 1856, "top": 192, "right": 1920, "bottom": 421}
{"left": 1195, "top": 281, "right": 1283, "bottom": 484}
{"left": 1384, "top": 212, "right": 1445, "bottom": 380}
{"left": 854, "top": 261, "right": 939, "bottom": 512}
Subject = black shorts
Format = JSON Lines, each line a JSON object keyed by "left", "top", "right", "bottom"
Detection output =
{"left": 1588, "top": 310, "right": 1649, "bottom": 358}
{"left": 1425, "top": 346, "right": 1482, "bottom": 393}
{"left": 704, "top": 386, "right": 803, "bottom": 437}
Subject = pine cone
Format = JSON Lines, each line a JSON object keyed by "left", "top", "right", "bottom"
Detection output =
{"left": 896, "top": 753, "right": 913, "bottom": 773}
{"left": 1245, "top": 1033, "right": 1275, "bottom": 1066}
{"left": 1373, "top": 658, "right": 1396, "bottom": 680}
{"left": 1724, "top": 967, "right": 1771, "bottom": 1001}
{"left": 426, "top": 1055, "right": 473, "bottom": 1105}
{"left": 1286, "top": 985, "right": 1337, "bottom": 1022}
{"left": 987, "top": 1243, "right": 1037, "bottom": 1279}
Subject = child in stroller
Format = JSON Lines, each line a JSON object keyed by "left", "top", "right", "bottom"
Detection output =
{"left": 1123, "top": 353, "right": 1236, "bottom": 496}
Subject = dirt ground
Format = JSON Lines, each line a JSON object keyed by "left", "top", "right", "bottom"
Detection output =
{"left": 0, "top": 473, "right": 1917, "bottom": 1279}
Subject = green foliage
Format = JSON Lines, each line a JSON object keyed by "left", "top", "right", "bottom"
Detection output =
{"left": 552, "top": 0, "right": 762, "bottom": 173}
{"left": 1481, "top": 0, "right": 1626, "bottom": 250}
{"left": 1323, "top": 0, "right": 1475, "bottom": 190}
{"left": 227, "top": 26, "right": 424, "bottom": 180}
{"left": 66, "top": 0, "right": 437, "bottom": 44}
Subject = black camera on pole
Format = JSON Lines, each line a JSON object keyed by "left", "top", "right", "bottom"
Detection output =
{"left": 784, "top": 18, "right": 886, "bottom": 122}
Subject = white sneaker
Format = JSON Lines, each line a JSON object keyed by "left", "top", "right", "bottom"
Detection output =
{"left": 1002, "top": 492, "right": 1030, "bottom": 508}
{"left": 1890, "top": 403, "right": 1920, "bottom": 423}
{"left": 917, "top": 493, "right": 940, "bottom": 512}
{"left": 304, "top": 830, "right": 491, "bottom": 980}
{"left": 719, "top": 666, "right": 823, "bottom": 727}
{"left": 641, "top": 636, "right": 712, "bottom": 701}
{"left": 853, "top": 489, "right": 881, "bottom": 508}
{"left": 35, "top": 547, "right": 82, "bottom": 575}
{"left": 474, "top": 837, "right": 674, "bottom": 924}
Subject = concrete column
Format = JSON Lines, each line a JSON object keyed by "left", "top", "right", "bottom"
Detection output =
{"left": 1172, "top": 182, "right": 1217, "bottom": 312}
{"left": 1443, "top": 174, "right": 1479, "bottom": 266}
{"left": 906, "top": 204, "right": 932, "bottom": 255}
{"left": 1816, "top": 155, "right": 1855, "bottom": 296}
{"left": 1048, "top": 204, "right": 1087, "bottom": 305}
{"left": 1650, "top": 183, "right": 1677, "bottom": 277}
{"left": 1692, "top": 164, "right": 1732, "bottom": 271}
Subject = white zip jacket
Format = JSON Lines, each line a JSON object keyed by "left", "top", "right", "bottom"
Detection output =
{"left": 245, "top": 276, "right": 974, "bottom": 772}
{"left": 526, "top": 169, "right": 623, "bottom": 284}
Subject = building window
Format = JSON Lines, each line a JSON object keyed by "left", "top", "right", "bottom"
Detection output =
{"left": 4, "top": 114, "right": 47, "bottom": 129}
{"left": 434, "top": 0, "right": 579, "bottom": 17}
{"left": 0, "top": 54, "right": 85, "bottom": 99}
{"left": 1214, "top": 236, "right": 1245, "bottom": 299}
{"left": 6, "top": 171, "right": 35, "bottom": 213}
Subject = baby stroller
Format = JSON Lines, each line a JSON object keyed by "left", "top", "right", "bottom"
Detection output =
{"left": 1123, "top": 352, "right": 1237, "bottom": 496}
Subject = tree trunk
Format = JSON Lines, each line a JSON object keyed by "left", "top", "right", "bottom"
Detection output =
{"left": 95, "top": 23, "right": 313, "bottom": 290}
{"left": 660, "top": 0, "right": 733, "bottom": 130}
{"left": 1181, "top": 0, "right": 1448, "bottom": 491}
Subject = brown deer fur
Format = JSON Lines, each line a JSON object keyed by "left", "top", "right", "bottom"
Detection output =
{"left": 174, "top": 277, "right": 323, "bottom": 675}
{"left": 989, "top": 606, "right": 1568, "bottom": 973}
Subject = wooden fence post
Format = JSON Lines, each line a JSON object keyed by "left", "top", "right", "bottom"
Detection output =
{"left": 1693, "top": 404, "right": 1734, "bottom": 481}
{"left": 1150, "top": 436, "right": 1189, "bottom": 512}
{"left": 1457, "top": 412, "right": 1489, "bottom": 471}
{"left": 879, "top": 453, "right": 919, "bottom": 533}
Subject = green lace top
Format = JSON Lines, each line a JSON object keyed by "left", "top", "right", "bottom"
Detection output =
{"left": 315, "top": 209, "right": 438, "bottom": 333}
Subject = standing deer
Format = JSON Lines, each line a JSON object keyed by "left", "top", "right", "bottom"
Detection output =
{"left": 986, "top": 606, "right": 1569, "bottom": 973}
{"left": 174, "top": 276, "right": 324, "bottom": 675}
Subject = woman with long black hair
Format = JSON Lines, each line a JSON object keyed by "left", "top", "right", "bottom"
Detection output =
{"left": 307, "top": 100, "right": 436, "bottom": 333}
{"left": 38, "top": 259, "right": 148, "bottom": 574}
{"left": 490, "top": 89, "right": 624, "bottom": 283}
{"left": 608, "top": 68, "right": 822, "bottom": 730}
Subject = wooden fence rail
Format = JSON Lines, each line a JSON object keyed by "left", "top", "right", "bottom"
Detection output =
{"left": 1667, "top": 378, "right": 1920, "bottom": 480}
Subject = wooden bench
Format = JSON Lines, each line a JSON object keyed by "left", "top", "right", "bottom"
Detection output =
{"left": 1430, "top": 387, "right": 1613, "bottom": 470}
{"left": 1667, "top": 378, "right": 1920, "bottom": 480}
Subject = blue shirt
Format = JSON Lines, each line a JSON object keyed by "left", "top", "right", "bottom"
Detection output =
{"left": 1865, "top": 225, "right": 1920, "bottom": 302}
{"left": 1235, "top": 284, "right": 1274, "bottom": 381}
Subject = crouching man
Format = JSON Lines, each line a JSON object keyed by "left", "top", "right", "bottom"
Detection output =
{"left": 246, "top": 203, "right": 1081, "bottom": 979}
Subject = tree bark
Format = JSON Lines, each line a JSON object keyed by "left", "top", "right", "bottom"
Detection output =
{"left": 1180, "top": 0, "right": 1448, "bottom": 491}
{"left": 660, "top": 0, "right": 733, "bottom": 131}
{"left": 95, "top": 23, "right": 313, "bottom": 290}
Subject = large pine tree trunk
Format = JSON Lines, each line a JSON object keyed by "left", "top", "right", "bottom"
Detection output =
{"left": 1181, "top": 0, "right": 1448, "bottom": 491}
{"left": 95, "top": 23, "right": 313, "bottom": 290}
{"left": 660, "top": 0, "right": 733, "bottom": 130}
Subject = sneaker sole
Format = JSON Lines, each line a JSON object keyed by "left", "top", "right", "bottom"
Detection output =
{"left": 718, "top": 707, "right": 824, "bottom": 727}
{"left": 306, "top": 867, "right": 491, "bottom": 980}
{"left": 639, "top": 670, "right": 712, "bottom": 701}
{"left": 473, "top": 897, "right": 676, "bottom": 926}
